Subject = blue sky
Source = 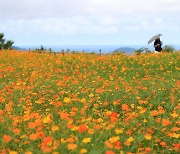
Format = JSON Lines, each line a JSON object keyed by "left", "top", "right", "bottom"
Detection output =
{"left": 0, "top": 0, "right": 180, "bottom": 47}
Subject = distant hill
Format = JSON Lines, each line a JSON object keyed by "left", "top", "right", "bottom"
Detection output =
{"left": 113, "top": 47, "right": 137, "bottom": 53}
{"left": 12, "top": 46, "right": 26, "bottom": 51}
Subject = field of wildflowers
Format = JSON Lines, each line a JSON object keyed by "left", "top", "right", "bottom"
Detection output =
{"left": 0, "top": 50, "right": 179, "bottom": 154}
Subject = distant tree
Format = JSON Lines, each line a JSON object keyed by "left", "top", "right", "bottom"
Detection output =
{"left": 49, "top": 48, "right": 52, "bottom": 52}
{"left": 0, "top": 33, "right": 5, "bottom": 44}
{"left": 3, "top": 40, "right": 14, "bottom": 49}
{"left": 0, "top": 33, "right": 14, "bottom": 49}
{"left": 162, "top": 45, "right": 175, "bottom": 53}
{"left": 35, "top": 45, "right": 45, "bottom": 52}
{"left": 40, "top": 45, "right": 45, "bottom": 51}
{"left": 34, "top": 45, "right": 54, "bottom": 53}
{"left": 66, "top": 48, "right": 70, "bottom": 52}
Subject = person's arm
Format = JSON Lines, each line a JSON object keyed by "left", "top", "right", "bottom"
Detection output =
{"left": 154, "top": 43, "right": 160, "bottom": 48}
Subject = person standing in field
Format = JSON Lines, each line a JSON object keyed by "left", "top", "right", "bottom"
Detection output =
{"left": 154, "top": 38, "right": 162, "bottom": 53}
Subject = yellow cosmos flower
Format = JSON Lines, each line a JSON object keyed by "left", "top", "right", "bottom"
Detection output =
{"left": 67, "top": 143, "right": 77, "bottom": 150}
{"left": 80, "top": 148, "right": 87, "bottom": 154}
{"left": 63, "top": 97, "right": 71, "bottom": 103}
{"left": 43, "top": 114, "right": 52, "bottom": 124}
{"left": 9, "top": 151, "right": 18, "bottom": 154}
{"left": 115, "top": 128, "right": 123, "bottom": 134}
{"left": 127, "top": 137, "right": 134, "bottom": 142}
{"left": 109, "top": 136, "right": 120, "bottom": 143}
{"left": 82, "top": 137, "right": 91, "bottom": 143}
{"left": 171, "top": 133, "right": 179, "bottom": 138}
{"left": 145, "top": 134, "right": 152, "bottom": 140}
{"left": 80, "top": 98, "right": 86, "bottom": 103}
{"left": 52, "top": 125, "right": 59, "bottom": 132}
{"left": 25, "top": 152, "right": 32, "bottom": 154}
{"left": 89, "top": 93, "right": 94, "bottom": 97}
{"left": 170, "top": 112, "right": 178, "bottom": 118}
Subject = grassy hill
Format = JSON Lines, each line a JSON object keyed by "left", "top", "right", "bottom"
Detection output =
{"left": 0, "top": 50, "right": 179, "bottom": 153}
{"left": 113, "top": 47, "right": 137, "bottom": 54}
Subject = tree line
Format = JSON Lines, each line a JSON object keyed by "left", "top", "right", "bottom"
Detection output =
{"left": 0, "top": 32, "right": 177, "bottom": 53}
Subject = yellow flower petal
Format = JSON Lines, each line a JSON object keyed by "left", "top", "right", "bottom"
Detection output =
{"left": 64, "top": 97, "right": 71, "bottom": 103}
{"left": 109, "top": 136, "right": 120, "bottom": 143}
{"left": 145, "top": 134, "right": 152, "bottom": 140}
{"left": 89, "top": 93, "right": 94, "bottom": 98}
{"left": 82, "top": 137, "right": 91, "bottom": 143}
{"left": 80, "top": 149, "right": 87, "bottom": 154}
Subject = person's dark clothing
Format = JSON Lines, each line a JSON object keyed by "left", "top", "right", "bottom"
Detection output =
{"left": 154, "top": 39, "right": 162, "bottom": 52}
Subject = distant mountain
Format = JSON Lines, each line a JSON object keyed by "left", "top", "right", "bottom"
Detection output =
{"left": 12, "top": 46, "right": 26, "bottom": 51}
{"left": 113, "top": 47, "right": 137, "bottom": 53}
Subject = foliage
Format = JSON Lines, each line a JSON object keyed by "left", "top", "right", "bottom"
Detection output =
{"left": 134, "top": 47, "right": 151, "bottom": 55}
{"left": 113, "top": 50, "right": 124, "bottom": 55}
{"left": 0, "top": 50, "right": 179, "bottom": 153}
{"left": 162, "top": 45, "right": 175, "bottom": 53}
{"left": 0, "top": 33, "right": 14, "bottom": 49}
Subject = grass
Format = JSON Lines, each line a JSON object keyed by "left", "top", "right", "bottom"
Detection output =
{"left": 0, "top": 50, "right": 179, "bottom": 154}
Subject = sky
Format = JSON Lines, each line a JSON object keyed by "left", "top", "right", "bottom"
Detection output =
{"left": 0, "top": 0, "right": 180, "bottom": 47}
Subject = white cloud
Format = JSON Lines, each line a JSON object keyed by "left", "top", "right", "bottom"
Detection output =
{"left": 0, "top": 0, "right": 180, "bottom": 45}
{"left": 0, "top": 0, "right": 180, "bottom": 19}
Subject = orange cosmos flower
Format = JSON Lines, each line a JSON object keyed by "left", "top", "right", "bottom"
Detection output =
{"left": 162, "top": 118, "right": 172, "bottom": 127}
{"left": 145, "top": 147, "right": 151, "bottom": 153}
{"left": 95, "top": 88, "right": 103, "bottom": 93}
{"left": 28, "top": 122, "right": 36, "bottom": 129}
{"left": 176, "top": 80, "right": 180, "bottom": 85}
{"left": 29, "top": 134, "right": 37, "bottom": 141}
{"left": 59, "top": 111, "right": 70, "bottom": 120}
{"left": 41, "top": 136, "right": 53, "bottom": 152}
{"left": 122, "top": 104, "right": 130, "bottom": 111}
{"left": 36, "top": 131, "right": 45, "bottom": 139}
{"left": 25, "top": 152, "right": 32, "bottom": 154}
{"left": 67, "top": 143, "right": 77, "bottom": 150}
{"left": 126, "top": 129, "right": 132, "bottom": 136}
{"left": 80, "top": 149, "right": 87, "bottom": 154}
{"left": 145, "top": 133, "right": 152, "bottom": 140}
{"left": 174, "top": 143, "right": 180, "bottom": 151}
{"left": 52, "top": 125, "right": 59, "bottom": 132}
{"left": 13, "top": 128, "right": 21, "bottom": 135}
{"left": 3, "top": 134, "right": 11, "bottom": 143}
{"left": 0, "top": 110, "right": 3, "bottom": 115}
{"left": 88, "top": 128, "right": 94, "bottom": 134}
{"left": 41, "top": 146, "right": 52, "bottom": 153}
{"left": 114, "top": 141, "right": 122, "bottom": 150}
{"left": 171, "top": 95, "right": 175, "bottom": 103}
{"left": 14, "top": 139, "right": 20, "bottom": 143}
{"left": 71, "top": 107, "right": 78, "bottom": 112}
{"left": 103, "top": 101, "right": 109, "bottom": 106}
{"left": 66, "top": 137, "right": 75, "bottom": 143}
{"left": 146, "top": 128, "right": 154, "bottom": 134}
{"left": 109, "top": 136, "right": 120, "bottom": 143}
{"left": 77, "top": 124, "right": 88, "bottom": 133}
{"left": 8, "top": 66, "right": 14, "bottom": 72}
{"left": 160, "top": 141, "right": 167, "bottom": 147}
{"left": 105, "top": 141, "right": 113, "bottom": 149}
{"left": 105, "top": 151, "right": 115, "bottom": 154}
{"left": 110, "top": 112, "right": 118, "bottom": 118}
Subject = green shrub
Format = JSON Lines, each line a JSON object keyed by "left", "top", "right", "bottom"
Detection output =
{"left": 162, "top": 45, "right": 175, "bottom": 53}
{"left": 134, "top": 47, "right": 151, "bottom": 55}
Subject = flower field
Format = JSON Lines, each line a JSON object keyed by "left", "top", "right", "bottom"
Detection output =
{"left": 0, "top": 50, "right": 179, "bottom": 154}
